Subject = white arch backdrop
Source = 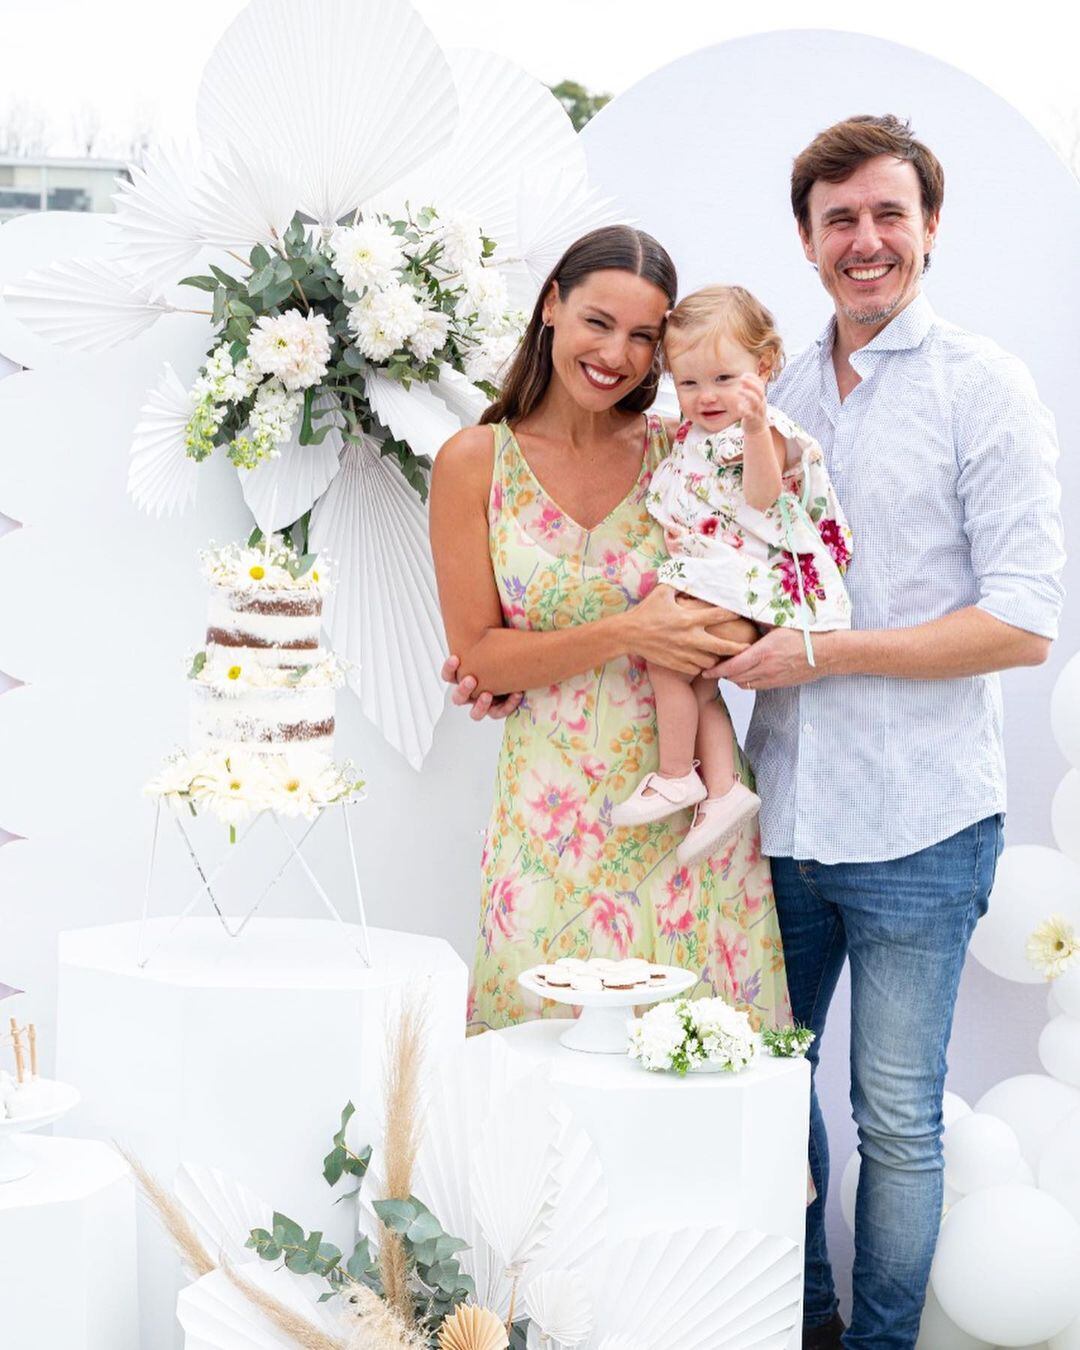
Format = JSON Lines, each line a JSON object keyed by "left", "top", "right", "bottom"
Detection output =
{"left": 581, "top": 28, "right": 1080, "bottom": 1314}
{"left": 0, "top": 26, "right": 1077, "bottom": 1324}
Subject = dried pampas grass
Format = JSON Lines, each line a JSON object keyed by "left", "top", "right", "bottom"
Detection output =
{"left": 223, "top": 1262, "right": 346, "bottom": 1350}
{"left": 379, "top": 995, "right": 428, "bottom": 1326}
{"left": 342, "top": 1281, "right": 428, "bottom": 1349}
{"left": 115, "top": 1144, "right": 215, "bottom": 1279}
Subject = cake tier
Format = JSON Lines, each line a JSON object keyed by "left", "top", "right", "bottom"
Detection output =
{"left": 190, "top": 682, "right": 335, "bottom": 754}
{"left": 206, "top": 585, "right": 322, "bottom": 658}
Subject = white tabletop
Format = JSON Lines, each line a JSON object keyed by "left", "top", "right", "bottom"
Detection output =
{"left": 0, "top": 1135, "right": 130, "bottom": 1210}
{"left": 59, "top": 918, "right": 462, "bottom": 989}
{"left": 497, "top": 1018, "right": 808, "bottom": 1093}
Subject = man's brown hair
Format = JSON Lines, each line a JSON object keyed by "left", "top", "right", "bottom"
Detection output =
{"left": 790, "top": 114, "right": 945, "bottom": 234}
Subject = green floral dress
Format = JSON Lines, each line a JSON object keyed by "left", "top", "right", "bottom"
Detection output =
{"left": 468, "top": 415, "right": 792, "bottom": 1034}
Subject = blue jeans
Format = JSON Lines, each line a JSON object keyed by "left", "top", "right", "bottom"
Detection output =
{"left": 770, "top": 814, "right": 1004, "bottom": 1349}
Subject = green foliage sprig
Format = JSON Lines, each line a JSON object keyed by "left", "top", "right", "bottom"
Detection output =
{"left": 761, "top": 1025, "right": 816, "bottom": 1058}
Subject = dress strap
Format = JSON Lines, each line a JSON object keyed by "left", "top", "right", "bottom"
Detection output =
{"left": 487, "top": 421, "right": 515, "bottom": 527}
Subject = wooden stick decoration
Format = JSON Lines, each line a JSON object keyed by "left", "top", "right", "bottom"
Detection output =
{"left": 28, "top": 1024, "right": 37, "bottom": 1078}
{"left": 9, "top": 1017, "right": 25, "bottom": 1084}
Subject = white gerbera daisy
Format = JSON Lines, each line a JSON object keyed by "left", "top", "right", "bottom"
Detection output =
{"left": 1027, "top": 915, "right": 1080, "bottom": 979}
{"left": 247, "top": 311, "right": 332, "bottom": 391}
{"left": 189, "top": 751, "right": 273, "bottom": 828}
{"left": 329, "top": 220, "right": 406, "bottom": 294}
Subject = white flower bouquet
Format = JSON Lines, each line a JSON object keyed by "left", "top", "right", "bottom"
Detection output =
{"left": 181, "top": 208, "right": 523, "bottom": 493}
{"left": 628, "top": 996, "right": 758, "bottom": 1076}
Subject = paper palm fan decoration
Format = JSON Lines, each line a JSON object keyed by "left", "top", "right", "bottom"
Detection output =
{"left": 177, "top": 1261, "right": 345, "bottom": 1350}
{"left": 0, "top": 0, "right": 624, "bottom": 766}
{"left": 173, "top": 1162, "right": 276, "bottom": 1271}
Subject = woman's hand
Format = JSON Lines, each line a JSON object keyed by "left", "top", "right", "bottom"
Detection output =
{"left": 620, "top": 585, "right": 752, "bottom": 674}
{"left": 441, "top": 655, "right": 524, "bottom": 721}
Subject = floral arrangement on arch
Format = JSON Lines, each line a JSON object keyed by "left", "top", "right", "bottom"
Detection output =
{"left": 2, "top": 0, "right": 623, "bottom": 767}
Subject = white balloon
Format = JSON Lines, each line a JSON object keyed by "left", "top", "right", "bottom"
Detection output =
{"left": 931, "top": 1186, "right": 1080, "bottom": 1344}
{"left": 1038, "top": 1106, "right": 1080, "bottom": 1225}
{"left": 1051, "top": 1314, "right": 1080, "bottom": 1349}
{"left": 943, "top": 1113, "right": 1023, "bottom": 1194}
{"left": 944, "top": 1090, "right": 973, "bottom": 1129}
{"left": 1055, "top": 967, "right": 1080, "bottom": 1020}
{"left": 840, "top": 1149, "right": 860, "bottom": 1233}
{"left": 976, "top": 1075, "right": 1080, "bottom": 1169}
{"left": 1050, "top": 985, "right": 1064, "bottom": 1019}
{"left": 1051, "top": 653, "right": 1080, "bottom": 769}
{"left": 1013, "top": 1158, "right": 1036, "bottom": 1186}
{"left": 1039, "top": 1016, "right": 1080, "bottom": 1087}
{"left": 1052, "top": 771, "right": 1080, "bottom": 863}
{"left": 969, "top": 847, "right": 1080, "bottom": 985}
{"left": 917, "top": 1282, "right": 993, "bottom": 1349}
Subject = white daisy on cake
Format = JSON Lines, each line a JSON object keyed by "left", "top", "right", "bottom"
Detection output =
{"left": 247, "top": 311, "right": 332, "bottom": 392}
{"left": 189, "top": 751, "right": 273, "bottom": 827}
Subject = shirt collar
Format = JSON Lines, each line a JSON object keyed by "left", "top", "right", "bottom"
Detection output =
{"left": 815, "top": 291, "right": 936, "bottom": 361}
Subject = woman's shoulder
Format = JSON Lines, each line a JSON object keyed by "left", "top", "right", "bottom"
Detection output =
{"left": 430, "top": 424, "right": 498, "bottom": 497}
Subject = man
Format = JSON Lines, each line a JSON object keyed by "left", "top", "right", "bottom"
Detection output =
{"left": 716, "top": 115, "right": 1065, "bottom": 1348}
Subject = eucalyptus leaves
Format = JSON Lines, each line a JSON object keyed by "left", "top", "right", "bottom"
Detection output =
{"left": 180, "top": 208, "right": 523, "bottom": 498}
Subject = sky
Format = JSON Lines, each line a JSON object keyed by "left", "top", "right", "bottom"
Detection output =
{"left": 2, "top": 0, "right": 1078, "bottom": 160}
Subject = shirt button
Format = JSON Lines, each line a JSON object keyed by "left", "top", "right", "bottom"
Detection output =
{"left": 803, "top": 722, "right": 813, "bottom": 733}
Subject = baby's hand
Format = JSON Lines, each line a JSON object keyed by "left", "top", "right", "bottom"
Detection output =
{"left": 726, "top": 373, "right": 768, "bottom": 433}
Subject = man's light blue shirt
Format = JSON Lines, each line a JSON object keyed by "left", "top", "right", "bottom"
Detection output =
{"left": 748, "top": 292, "right": 1065, "bottom": 864}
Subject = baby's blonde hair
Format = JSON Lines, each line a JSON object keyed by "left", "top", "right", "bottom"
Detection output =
{"left": 663, "top": 284, "right": 785, "bottom": 380}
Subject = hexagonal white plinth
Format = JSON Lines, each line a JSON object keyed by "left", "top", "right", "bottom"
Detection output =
{"left": 56, "top": 918, "right": 467, "bottom": 1348}
{"left": 0, "top": 1136, "right": 138, "bottom": 1349}
{"left": 499, "top": 1021, "right": 810, "bottom": 1349}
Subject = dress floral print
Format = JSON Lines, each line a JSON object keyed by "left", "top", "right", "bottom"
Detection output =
{"left": 469, "top": 414, "right": 792, "bottom": 1034}
{"left": 648, "top": 405, "right": 853, "bottom": 632}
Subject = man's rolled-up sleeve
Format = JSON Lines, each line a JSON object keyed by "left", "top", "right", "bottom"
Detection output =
{"left": 957, "top": 354, "right": 1066, "bottom": 640}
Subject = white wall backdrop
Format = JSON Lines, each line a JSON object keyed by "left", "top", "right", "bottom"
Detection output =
{"left": 581, "top": 28, "right": 1080, "bottom": 1315}
{"left": 0, "top": 26, "right": 1078, "bottom": 1326}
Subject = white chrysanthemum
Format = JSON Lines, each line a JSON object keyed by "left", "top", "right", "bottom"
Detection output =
{"left": 628, "top": 1000, "right": 686, "bottom": 1070}
{"left": 464, "top": 329, "right": 520, "bottom": 386}
{"left": 432, "top": 213, "right": 483, "bottom": 274}
{"left": 189, "top": 751, "right": 274, "bottom": 827}
{"left": 347, "top": 283, "right": 425, "bottom": 362}
{"left": 407, "top": 306, "right": 451, "bottom": 363}
{"left": 329, "top": 220, "right": 406, "bottom": 293}
{"left": 247, "top": 310, "right": 332, "bottom": 391}
{"left": 1027, "top": 915, "right": 1080, "bottom": 979}
{"left": 456, "top": 263, "right": 510, "bottom": 329}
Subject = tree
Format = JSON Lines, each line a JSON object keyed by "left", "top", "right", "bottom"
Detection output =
{"left": 0, "top": 98, "right": 50, "bottom": 157}
{"left": 548, "top": 79, "right": 611, "bottom": 133}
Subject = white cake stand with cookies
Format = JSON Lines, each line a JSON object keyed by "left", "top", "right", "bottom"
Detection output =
{"left": 518, "top": 961, "right": 695, "bottom": 1053}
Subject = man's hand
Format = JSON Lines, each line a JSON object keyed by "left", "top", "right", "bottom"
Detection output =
{"left": 441, "top": 656, "right": 524, "bottom": 721}
{"left": 706, "top": 627, "right": 827, "bottom": 689}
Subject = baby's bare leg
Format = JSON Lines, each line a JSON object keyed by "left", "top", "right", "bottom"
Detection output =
{"left": 692, "top": 676, "right": 737, "bottom": 797}
{"left": 646, "top": 660, "right": 700, "bottom": 780}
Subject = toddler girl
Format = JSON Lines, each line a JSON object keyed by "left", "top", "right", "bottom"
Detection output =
{"left": 611, "top": 285, "right": 853, "bottom": 864}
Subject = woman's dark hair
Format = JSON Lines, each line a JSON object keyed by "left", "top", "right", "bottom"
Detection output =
{"left": 480, "top": 225, "right": 677, "bottom": 426}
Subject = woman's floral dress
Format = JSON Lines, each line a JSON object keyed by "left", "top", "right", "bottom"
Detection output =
{"left": 649, "top": 405, "right": 853, "bottom": 634}
{"left": 468, "top": 414, "right": 792, "bottom": 1034}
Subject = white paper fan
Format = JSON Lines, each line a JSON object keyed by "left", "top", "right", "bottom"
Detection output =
{"left": 504, "top": 173, "right": 627, "bottom": 307}
{"left": 127, "top": 361, "right": 199, "bottom": 517}
{"left": 432, "top": 364, "right": 490, "bottom": 425}
{"left": 177, "top": 1261, "right": 343, "bottom": 1350}
{"left": 595, "top": 1339, "right": 645, "bottom": 1350}
{"left": 110, "top": 140, "right": 206, "bottom": 287}
{"left": 366, "top": 370, "right": 463, "bottom": 461}
{"left": 174, "top": 1163, "right": 275, "bottom": 1269}
{"left": 239, "top": 393, "right": 344, "bottom": 533}
{"left": 308, "top": 435, "right": 446, "bottom": 768}
{"left": 530, "top": 1107, "right": 608, "bottom": 1281}
{"left": 368, "top": 47, "right": 583, "bottom": 255}
{"left": 470, "top": 1069, "right": 564, "bottom": 1275}
{"left": 583, "top": 1226, "right": 801, "bottom": 1350}
{"left": 196, "top": 0, "right": 458, "bottom": 228}
{"left": 3, "top": 257, "right": 172, "bottom": 352}
{"left": 524, "top": 1270, "right": 594, "bottom": 1347}
{"left": 193, "top": 146, "right": 300, "bottom": 254}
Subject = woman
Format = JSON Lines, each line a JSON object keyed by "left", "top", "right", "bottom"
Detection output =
{"left": 430, "top": 226, "right": 792, "bottom": 1033}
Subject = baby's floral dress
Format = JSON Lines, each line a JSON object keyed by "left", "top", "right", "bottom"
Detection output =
{"left": 648, "top": 405, "right": 853, "bottom": 633}
{"left": 469, "top": 414, "right": 792, "bottom": 1034}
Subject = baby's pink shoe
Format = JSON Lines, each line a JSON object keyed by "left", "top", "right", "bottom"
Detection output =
{"left": 610, "top": 767, "right": 707, "bottom": 827}
{"left": 676, "top": 782, "right": 761, "bottom": 866}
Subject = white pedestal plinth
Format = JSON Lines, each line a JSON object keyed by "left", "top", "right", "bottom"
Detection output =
{"left": 57, "top": 918, "right": 467, "bottom": 1349}
{"left": 499, "top": 1021, "right": 810, "bottom": 1348}
{"left": 0, "top": 1136, "right": 138, "bottom": 1350}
